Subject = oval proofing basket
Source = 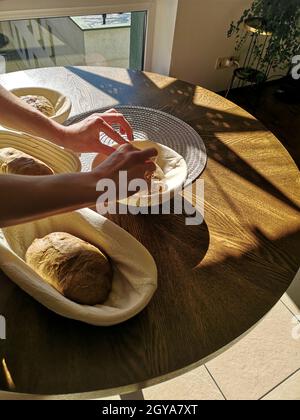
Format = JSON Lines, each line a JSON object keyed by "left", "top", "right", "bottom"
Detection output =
{"left": 10, "top": 87, "right": 72, "bottom": 124}
{"left": 0, "top": 209, "right": 158, "bottom": 326}
{"left": 0, "top": 130, "right": 81, "bottom": 174}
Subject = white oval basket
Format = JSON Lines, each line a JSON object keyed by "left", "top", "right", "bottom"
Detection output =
{"left": 0, "top": 208, "right": 157, "bottom": 326}
{"left": 0, "top": 130, "right": 81, "bottom": 174}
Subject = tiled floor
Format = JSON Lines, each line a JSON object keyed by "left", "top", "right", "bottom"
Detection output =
{"left": 102, "top": 269, "right": 300, "bottom": 401}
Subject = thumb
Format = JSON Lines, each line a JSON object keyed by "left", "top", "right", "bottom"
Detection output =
{"left": 93, "top": 142, "right": 117, "bottom": 156}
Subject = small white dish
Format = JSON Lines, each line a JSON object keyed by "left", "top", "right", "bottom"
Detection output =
{"left": 10, "top": 87, "right": 72, "bottom": 124}
{"left": 0, "top": 130, "right": 81, "bottom": 174}
{"left": 0, "top": 208, "right": 157, "bottom": 326}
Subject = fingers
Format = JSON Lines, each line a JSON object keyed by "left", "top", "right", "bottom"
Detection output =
{"left": 124, "top": 147, "right": 158, "bottom": 174}
{"left": 93, "top": 111, "right": 134, "bottom": 141}
{"left": 143, "top": 160, "right": 156, "bottom": 173}
{"left": 117, "top": 143, "right": 138, "bottom": 152}
{"left": 92, "top": 143, "right": 158, "bottom": 188}
{"left": 102, "top": 114, "right": 133, "bottom": 141}
{"left": 104, "top": 108, "right": 118, "bottom": 114}
{"left": 97, "top": 143, "right": 117, "bottom": 156}
{"left": 98, "top": 119, "right": 128, "bottom": 145}
{"left": 133, "top": 147, "right": 158, "bottom": 163}
{"left": 117, "top": 144, "right": 158, "bottom": 164}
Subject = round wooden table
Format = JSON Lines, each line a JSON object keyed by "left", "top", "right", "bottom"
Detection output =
{"left": 0, "top": 67, "right": 299, "bottom": 399}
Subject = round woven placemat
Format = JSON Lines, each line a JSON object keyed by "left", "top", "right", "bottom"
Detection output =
{"left": 66, "top": 106, "right": 207, "bottom": 185}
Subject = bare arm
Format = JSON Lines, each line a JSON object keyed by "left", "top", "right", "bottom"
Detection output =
{"left": 0, "top": 171, "right": 97, "bottom": 227}
{"left": 0, "top": 144, "right": 157, "bottom": 228}
{"left": 0, "top": 84, "right": 67, "bottom": 142}
{"left": 0, "top": 85, "right": 133, "bottom": 153}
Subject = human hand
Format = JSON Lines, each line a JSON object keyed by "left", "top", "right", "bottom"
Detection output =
{"left": 61, "top": 109, "right": 133, "bottom": 154}
{"left": 91, "top": 143, "right": 158, "bottom": 199}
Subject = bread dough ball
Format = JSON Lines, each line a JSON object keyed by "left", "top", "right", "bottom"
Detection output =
{"left": 20, "top": 95, "right": 55, "bottom": 117}
{"left": 25, "top": 232, "right": 112, "bottom": 305}
{"left": 0, "top": 147, "right": 54, "bottom": 175}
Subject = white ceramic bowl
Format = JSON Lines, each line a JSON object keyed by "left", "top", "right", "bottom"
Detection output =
{"left": 0, "top": 130, "right": 81, "bottom": 174}
{"left": 10, "top": 87, "right": 72, "bottom": 124}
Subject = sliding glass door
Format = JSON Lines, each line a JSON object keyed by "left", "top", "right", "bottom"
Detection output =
{"left": 0, "top": 10, "right": 147, "bottom": 74}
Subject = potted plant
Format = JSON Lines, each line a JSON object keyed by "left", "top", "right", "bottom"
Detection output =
{"left": 228, "top": 0, "right": 300, "bottom": 74}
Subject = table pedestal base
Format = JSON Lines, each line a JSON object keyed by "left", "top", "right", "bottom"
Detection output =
{"left": 120, "top": 390, "right": 144, "bottom": 400}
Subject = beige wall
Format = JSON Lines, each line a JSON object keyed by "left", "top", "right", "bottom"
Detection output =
{"left": 151, "top": 0, "right": 178, "bottom": 75}
{"left": 170, "top": 0, "right": 253, "bottom": 92}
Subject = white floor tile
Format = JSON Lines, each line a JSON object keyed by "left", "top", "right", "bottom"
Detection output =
{"left": 143, "top": 366, "right": 224, "bottom": 400}
{"left": 206, "top": 302, "right": 300, "bottom": 400}
{"left": 262, "top": 369, "right": 300, "bottom": 400}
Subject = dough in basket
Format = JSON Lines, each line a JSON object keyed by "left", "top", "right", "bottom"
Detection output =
{"left": 20, "top": 95, "right": 55, "bottom": 117}
{"left": 0, "top": 147, "right": 54, "bottom": 175}
{"left": 25, "top": 232, "right": 112, "bottom": 305}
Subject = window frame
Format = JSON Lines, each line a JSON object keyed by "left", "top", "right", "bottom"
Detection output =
{"left": 0, "top": 0, "right": 156, "bottom": 71}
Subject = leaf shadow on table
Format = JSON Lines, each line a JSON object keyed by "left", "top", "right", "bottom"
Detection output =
{"left": 66, "top": 66, "right": 300, "bottom": 214}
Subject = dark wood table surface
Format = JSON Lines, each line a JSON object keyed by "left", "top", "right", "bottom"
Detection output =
{"left": 0, "top": 67, "right": 299, "bottom": 398}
